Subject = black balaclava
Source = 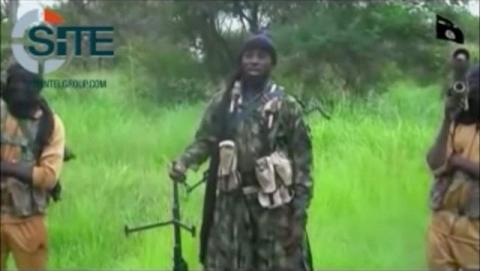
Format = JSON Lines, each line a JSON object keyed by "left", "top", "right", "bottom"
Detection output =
{"left": 3, "top": 64, "right": 43, "bottom": 119}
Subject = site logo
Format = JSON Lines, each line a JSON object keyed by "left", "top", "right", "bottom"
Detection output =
{"left": 12, "top": 8, "right": 114, "bottom": 74}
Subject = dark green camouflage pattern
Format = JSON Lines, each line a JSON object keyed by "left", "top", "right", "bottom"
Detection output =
{"left": 179, "top": 81, "right": 313, "bottom": 271}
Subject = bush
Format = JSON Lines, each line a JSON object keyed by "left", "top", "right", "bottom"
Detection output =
{"left": 118, "top": 38, "right": 210, "bottom": 105}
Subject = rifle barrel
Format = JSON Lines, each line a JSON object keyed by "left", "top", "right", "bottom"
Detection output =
{"left": 186, "top": 178, "right": 206, "bottom": 194}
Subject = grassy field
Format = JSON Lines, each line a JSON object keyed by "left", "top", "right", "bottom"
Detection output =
{"left": 11, "top": 71, "right": 445, "bottom": 269}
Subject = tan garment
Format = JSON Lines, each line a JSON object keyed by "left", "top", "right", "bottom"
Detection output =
{"left": 1, "top": 106, "right": 65, "bottom": 222}
{"left": 0, "top": 107, "right": 66, "bottom": 189}
{"left": 1, "top": 103, "right": 64, "bottom": 270}
{"left": 441, "top": 123, "right": 479, "bottom": 212}
{"left": 447, "top": 123, "right": 480, "bottom": 161}
{"left": 427, "top": 123, "right": 480, "bottom": 270}
{"left": 0, "top": 215, "right": 47, "bottom": 271}
{"left": 427, "top": 211, "right": 479, "bottom": 270}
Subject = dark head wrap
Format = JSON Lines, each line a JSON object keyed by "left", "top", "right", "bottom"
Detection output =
{"left": 238, "top": 30, "right": 277, "bottom": 65}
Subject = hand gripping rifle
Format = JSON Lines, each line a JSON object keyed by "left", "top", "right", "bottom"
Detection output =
{"left": 124, "top": 175, "right": 196, "bottom": 271}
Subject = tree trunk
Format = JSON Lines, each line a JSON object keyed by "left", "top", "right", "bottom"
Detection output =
{"left": 2, "top": 0, "right": 19, "bottom": 71}
{"left": 7, "top": 0, "right": 18, "bottom": 25}
{"left": 250, "top": 2, "right": 259, "bottom": 33}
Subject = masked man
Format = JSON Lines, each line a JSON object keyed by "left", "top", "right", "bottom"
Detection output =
{"left": 426, "top": 49, "right": 479, "bottom": 270}
{"left": 1, "top": 64, "right": 65, "bottom": 271}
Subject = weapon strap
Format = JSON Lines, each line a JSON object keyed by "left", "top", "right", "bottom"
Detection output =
{"left": 199, "top": 91, "right": 230, "bottom": 264}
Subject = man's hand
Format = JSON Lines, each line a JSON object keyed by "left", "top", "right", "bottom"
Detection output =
{"left": 169, "top": 160, "right": 187, "bottom": 182}
{"left": 450, "top": 153, "right": 467, "bottom": 166}
{"left": 433, "top": 152, "right": 461, "bottom": 177}
{"left": 449, "top": 153, "right": 480, "bottom": 179}
{"left": 1, "top": 160, "right": 14, "bottom": 177}
{"left": 0, "top": 160, "right": 33, "bottom": 185}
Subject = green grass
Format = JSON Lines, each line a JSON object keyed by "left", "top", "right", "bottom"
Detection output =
{"left": 8, "top": 72, "right": 446, "bottom": 269}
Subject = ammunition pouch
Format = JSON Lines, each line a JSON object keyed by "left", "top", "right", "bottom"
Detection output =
{"left": 254, "top": 150, "right": 293, "bottom": 209}
{"left": 430, "top": 171, "right": 479, "bottom": 218}
{"left": 217, "top": 140, "right": 241, "bottom": 192}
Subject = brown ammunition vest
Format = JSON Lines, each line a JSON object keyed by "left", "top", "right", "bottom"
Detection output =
{"left": 1, "top": 99, "right": 50, "bottom": 217}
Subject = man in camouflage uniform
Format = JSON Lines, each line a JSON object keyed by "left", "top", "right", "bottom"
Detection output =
{"left": 170, "top": 32, "right": 314, "bottom": 271}
{"left": 426, "top": 51, "right": 479, "bottom": 270}
{"left": 1, "top": 64, "right": 66, "bottom": 270}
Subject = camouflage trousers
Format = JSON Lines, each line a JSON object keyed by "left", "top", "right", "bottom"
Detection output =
{"left": 204, "top": 189, "right": 311, "bottom": 271}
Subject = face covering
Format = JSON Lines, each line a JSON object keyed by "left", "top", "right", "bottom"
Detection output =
{"left": 4, "top": 80, "right": 41, "bottom": 119}
{"left": 6, "top": 100, "right": 39, "bottom": 119}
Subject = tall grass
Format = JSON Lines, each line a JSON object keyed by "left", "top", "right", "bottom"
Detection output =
{"left": 18, "top": 72, "right": 444, "bottom": 269}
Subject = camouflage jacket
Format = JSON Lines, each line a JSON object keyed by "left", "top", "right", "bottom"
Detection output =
{"left": 178, "top": 80, "right": 314, "bottom": 218}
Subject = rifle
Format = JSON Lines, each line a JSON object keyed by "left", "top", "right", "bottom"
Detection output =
{"left": 448, "top": 48, "right": 470, "bottom": 113}
{"left": 296, "top": 97, "right": 332, "bottom": 119}
{"left": 64, "top": 147, "right": 76, "bottom": 162}
{"left": 186, "top": 170, "right": 208, "bottom": 194}
{"left": 124, "top": 174, "right": 197, "bottom": 271}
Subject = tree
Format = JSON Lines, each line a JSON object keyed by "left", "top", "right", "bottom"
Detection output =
{"left": 1, "top": 0, "right": 18, "bottom": 76}
{"left": 26, "top": 0, "right": 479, "bottom": 102}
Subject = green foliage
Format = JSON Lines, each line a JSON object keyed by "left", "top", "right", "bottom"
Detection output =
{"left": 2, "top": 0, "right": 477, "bottom": 268}
{"left": 18, "top": 71, "right": 445, "bottom": 269}
{"left": 44, "top": 0, "right": 479, "bottom": 104}
{"left": 117, "top": 39, "right": 210, "bottom": 105}
{"left": 1, "top": 3, "right": 12, "bottom": 74}
{"left": 273, "top": 2, "right": 479, "bottom": 98}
